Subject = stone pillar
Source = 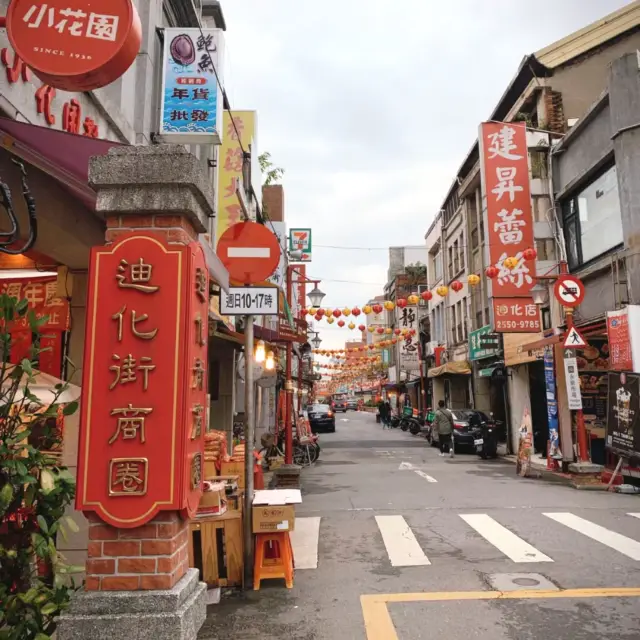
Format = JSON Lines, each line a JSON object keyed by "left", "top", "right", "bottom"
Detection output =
{"left": 609, "top": 53, "right": 640, "bottom": 306}
{"left": 57, "top": 145, "right": 215, "bottom": 640}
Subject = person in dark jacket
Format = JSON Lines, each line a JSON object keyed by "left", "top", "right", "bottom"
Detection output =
{"left": 383, "top": 401, "right": 392, "bottom": 428}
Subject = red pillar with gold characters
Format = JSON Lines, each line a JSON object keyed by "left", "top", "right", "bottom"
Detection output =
{"left": 75, "top": 229, "right": 209, "bottom": 591}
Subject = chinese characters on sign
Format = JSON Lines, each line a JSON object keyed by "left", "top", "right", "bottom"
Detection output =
{"left": 469, "top": 325, "right": 499, "bottom": 361}
{"left": 267, "top": 221, "right": 287, "bottom": 288}
{"left": 220, "top": 286, "right": 278, "bottom": 315}
{"left": 160, "top": 28, "right": 224, "bottom": 144}
{"left": 479, "top": 122, "right": 535, "bottom": 298}
{"left": 396, "top": 306, "right": 419, "bottom": 371}
{"left": 1, "top": 46, "right": 101, "bottom": 136}
{"left": 607, "top": 308, "right": 633, "bottom": 371}
{"left": 77, "top": 234, "right": 208, "bottom": 527}
{"left": 606, "top": 372, "right": 640, "bottom": 457}
{"left": 492, "top": 297, "right": 541, "bottom": 334}
{"left": 6, "top": 0, "right": 141, "bottom": 93}
{"left": 215, "top": 111, "right": 256, "bottom": 243}
{"left": 563, "top": 357, "right": 583, "bottom": 410}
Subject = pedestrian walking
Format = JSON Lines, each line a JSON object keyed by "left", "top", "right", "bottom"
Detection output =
{"left": 433, "top": 400, "right": 455, "bottom": 458}
{"left": 383, "top": 400, "right": 392, "bottom": 428}
{"left": 377, "top": 399, "right": 386, "bottom": 427}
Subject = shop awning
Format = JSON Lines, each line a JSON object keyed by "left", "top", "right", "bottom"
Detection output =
{"left": 0, "top": 117, "right": 121, "bottom": 209}
{"left": 427, "top": 361, "right": 472, "bottom": 378}
{"left": 0, "top": 118, "right": 231, "bottom": 291}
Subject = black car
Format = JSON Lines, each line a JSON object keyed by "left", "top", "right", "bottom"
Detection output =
{"left": 432, "top": 409, "right": 490, "bottom": 450}
{"left": 308, "top": 404, "right": 336, "bottom": 433}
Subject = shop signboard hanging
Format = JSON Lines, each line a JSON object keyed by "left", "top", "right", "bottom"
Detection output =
{"left": 289, "top": 228, "right": 312, "bottom": 262}
{"left": 544, "top": 345, "right": 560, "bottom": 458}
{"left": 469, "top": 325, "right": 499, "bottom": 361}
{"left": 7, "top": 0, "right": 142, "bottom": 92}
{"left": 396, "top": 306, "right": 419, "bottom": 371}
{"left": 563, "top": 357, "right": 583, "bottom": 410}
{"left": 479, "top": 121, "right": 535, "bottom": 299}
{"left": 220, "top": 287, "right": 278, "bottom": 315}
{"left": 266, "top": 221, "right": 287, "bottom": 289}
{"left": 159, "top": 27, "right": 225, "bottom": 144}
{"left": 606, "top": 371, "right": 640, "bottom": 457}
{"left": 607, "top": 308, "right": 633, "bottom": 371}
{"left": 76, "top": 234, "right": 209, "bottom": 528}
{"left": 492, "top": 297, "right": 541, "bottom": 333}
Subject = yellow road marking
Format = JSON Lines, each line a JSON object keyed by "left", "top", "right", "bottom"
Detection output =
{"left": 360, "top": 588, "right": 640, "bottom": 640}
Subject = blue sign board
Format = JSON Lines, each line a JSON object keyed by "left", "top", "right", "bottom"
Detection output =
{"left": 543, "top": 345, "right": 560, "bottom": 457}
{"left": 160, "top": 28, "right": 224, "bottom": 144}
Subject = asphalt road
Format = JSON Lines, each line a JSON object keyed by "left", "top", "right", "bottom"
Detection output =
{"left": 199, "top": 411, "right": 640, "bottom": 640}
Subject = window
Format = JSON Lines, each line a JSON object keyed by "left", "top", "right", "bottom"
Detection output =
{"left": 542, "top": 306, "right": 551, "bottom": 331}
{"left": 450, "top": 305, "right": 457, "bottom": 344}
{"left": 459, "top": 233, "right": 465, "bottom": 271}
{"left": 434, "top": 251, "right": 442, "bottom": 281}
{"left": 453, "top": 240, "right": 460, "bottom": 274}
{"left": 448, "top": 247, "right": 454, "bottom": 279}
{"left": 562, "top": 165, "right": 623, "bottom": 269}
{"left": 456, "top": 300, "right": 463, "bottom": 342}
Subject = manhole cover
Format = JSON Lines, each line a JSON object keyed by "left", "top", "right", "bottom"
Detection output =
{"left": 486, "top": 573, "right": 559, "bottom": 592}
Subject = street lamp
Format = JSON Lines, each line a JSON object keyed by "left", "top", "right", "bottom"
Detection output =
{"left": 254, "top": 340, "right": 266, "bottom": 363}
{"left": 307, "top": 286, "right": 326, "bottom": 308}
{"left": 311, "top": 335, "right": 322, "bottom": 349}
{"left": 265, "top": 350, "right": 275, "bottom": 371}
{"left": 530, "top": 282, "right": 549, "bottom": 306}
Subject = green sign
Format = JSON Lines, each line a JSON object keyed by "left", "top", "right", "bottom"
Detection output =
{"left": 289, "top": 228, "right": 312, "bottom": 262}
{"left": 469, "top": 325, "right": 499, "bottom": 361}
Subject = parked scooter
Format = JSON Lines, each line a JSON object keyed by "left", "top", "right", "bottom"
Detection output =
{"left": 389, "top": 414, "right": 401, "bottom": 428}
{"left": 473, "top": 413, "right": 502, "bottom": 459}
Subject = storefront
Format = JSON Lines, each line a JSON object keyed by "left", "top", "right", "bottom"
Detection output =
{"left": 427, "top": 360, "right": 471, "bottom": 409}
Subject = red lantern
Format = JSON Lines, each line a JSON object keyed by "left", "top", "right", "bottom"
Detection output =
{"left": 368, "top": 344, "right": 375, "bottom": 350}
{"left": 420, "top": 290, "right": 433, "bottom": 302}
{"left": 352, "top": 307, "right": 361, "bottom": 317}
{"left": 394, "top": 328, "right": 401, "bottom": 335}
{"left": 391, "top": 338, "right": 397, "bottom": 344}
{"left": 485, "top": 266, "right": 499, "bottom": 279}
{"left": 358, "top": 324, "right": 366, "bottom": 332}
{"left": 396, "top": 298, "right": 407, "bottom": 308}
{"left": 372, "top": 304, "right": 383, "bottom": 314}
{"left": 337, "top": 320, "right": 345, "bottom": 327}
{"left": 376, "top": 327, "right": 384, "bottom": 334}
{"left": 451, "top": 280, "right": 463, "bottom": 292}
{"left": 523, "top": 247, "right": 537, "bottom": 261}
{"left": 333, "top": 309, "right": 342, "bottom": 318}
{"left": 317, "top": 308, "right": 325, "bottom": 316}
{"left": 315, "top": 313, "right": 323, "bottom": 321}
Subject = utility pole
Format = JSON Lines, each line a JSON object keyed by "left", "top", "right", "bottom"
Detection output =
{"left": 284, "top": 265, "right": 294, "bottom": 465}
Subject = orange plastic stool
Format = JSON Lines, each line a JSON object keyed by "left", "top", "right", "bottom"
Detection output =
{"left": 253, "top": 532, "right": 294, "bottom": 590}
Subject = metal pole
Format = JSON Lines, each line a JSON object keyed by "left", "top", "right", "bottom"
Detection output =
{"left": 285, "top": 266, "right": 294, "bottom": 464}
{"left": 243, "top": 314, "right": 255, "bottom": 588}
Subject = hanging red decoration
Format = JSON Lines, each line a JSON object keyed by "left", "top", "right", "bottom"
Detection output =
{"left": 317, "top": 308, "right": 325, "bottom": 316}
{"left": 391, "top": 338, "right": 397, "bottom": 344}
{"left": 333, "top": 309, "right": 342, "bottom": 318}
{"left": 485, "top": 266, "right": 499, "bottom": 279}
{"left": 337, "top": 320, "right": 345, "bottom": 327}
{"left": 420, "top": 290, "right": 433, "bottom": 302}
{"left": 315, "top": 313, "right": 323, "bottom": 321}
{"left": 523, "top": 247, "right": 537, "bottom": 261}
{"left": 301, "top": 308, "right": 308, "bottom": 316}
{"left": 376, "top": 327, "right": 384, "bottom": 334}
{"left": 352, "top": 307, "right": 361, "bottom": 317}
{"left": 396, "top": 298, "right": 407, "bottom": 308}
{"left": 358, "top": 324, "right": 366, "bottom": 332}
{"left": 394, "top": 328, "right": 401, "bottom": 335}
{"left": 451, "top": 280, "right": 463, "bottom": 292}
{"left": 372, "top": 304, "right": 383, "bottom": 314}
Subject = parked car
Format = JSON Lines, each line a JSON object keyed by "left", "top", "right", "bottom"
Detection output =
{"left": 431, "top": 409, "right": 490, "bottom": 451}
{"left": 331, "top": 398, "right": 347, "bottom": 412}
{"left": 308, "top": 403, "right": 336, "bottom": 433}
{"left": 346, "top": 398, "right": 358, "bottom": 411}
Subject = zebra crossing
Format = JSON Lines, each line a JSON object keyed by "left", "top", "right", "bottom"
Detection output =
{"left": 290, "top": 511, "right": 640, "bottom": 569}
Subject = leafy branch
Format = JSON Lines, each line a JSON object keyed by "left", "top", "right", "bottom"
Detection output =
{"left": 259, "top": 152, "right": 285, "bottom": 186}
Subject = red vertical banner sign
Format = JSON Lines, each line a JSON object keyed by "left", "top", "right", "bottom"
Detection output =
{"left": 607, "top": 308, "right": 633, "bottom": 371}
{"left": 39, "top": 330, "right": 63, "bottom": 378}
{"left": 76, "top": 233, "right": 208, "bottom": 528}
{"left": 296, "top": 264, "right": 307, "bottom": 316}
{"left": 479, "top": 122, "right": 535, "bottom": 298}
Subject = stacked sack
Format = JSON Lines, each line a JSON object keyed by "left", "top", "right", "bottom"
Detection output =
{"left": 204, "top": 430, "right": 228, "bottom": 469}
{"left": 230, "top": 443, "right": 245, "bottom": 462}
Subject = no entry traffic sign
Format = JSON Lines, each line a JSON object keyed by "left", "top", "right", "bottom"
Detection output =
{"left": 554, "top": 275, "right": 585, "bottom": 308}
{"left": 218, "top": 222, "right": 282, "bottom": 285}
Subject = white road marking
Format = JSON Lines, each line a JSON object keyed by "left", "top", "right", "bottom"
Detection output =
{"left": 460, "top": 514, "right": 553, "bottom": 563}
{"left": 289, "top": 517, "right": 321, "bottom": 569}
{"left": 227, "top": 247, "right": 270, "bottom": 258}
{"left": 375, "top": 515, "right": 430, "bottom": 567}
{"left": 414, "top": 470, "right": 438, "bottom": 483}
{"left": 628, "top": 513, "right": 640, "bottom": 520}
{"left": 399, "top": 462, "right": 415, "bottom": 470}
{"left": 545, "top": 512, "right": 640, "bottom": 560}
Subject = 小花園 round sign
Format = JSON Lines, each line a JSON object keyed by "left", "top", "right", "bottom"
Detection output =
{"left": 7, "top": 0, "right": 142, "bottom": 92}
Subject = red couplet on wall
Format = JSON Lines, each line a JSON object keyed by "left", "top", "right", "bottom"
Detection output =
{"left": 7, "top": 0, "right": 142, "bottom": 92}
{"left": 76, "top": 234, "right": 208, "bottom": 528}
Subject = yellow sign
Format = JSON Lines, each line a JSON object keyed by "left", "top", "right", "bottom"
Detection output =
{"left": 503, "top": 332, "right": 544, "bottom": 367}
{"left": 215, "top": 110, "right": 257, "bottom": 244}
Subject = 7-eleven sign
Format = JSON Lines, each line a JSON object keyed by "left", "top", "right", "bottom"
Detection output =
{"left": 289, "top": 228, "right": 312, "bottom": 262}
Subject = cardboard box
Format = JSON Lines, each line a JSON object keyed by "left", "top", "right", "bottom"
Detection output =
{"left": 220, "top": 461, "right": 245, "bottom": 488}
{"left": 252, "top": 504, "right": 295, "bottom": 533}
{"left": 204, "top": 461, "right": 218, "bottom": 478}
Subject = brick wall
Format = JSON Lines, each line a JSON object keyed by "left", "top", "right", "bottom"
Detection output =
{"left": 262, "top": 185, "right": 284, "bottom": 221}
{"left": 105, "top": 214, "right": 198, "bottom": 245}
{"left": 85, "top": 512, "right": 190, "bottom": 591}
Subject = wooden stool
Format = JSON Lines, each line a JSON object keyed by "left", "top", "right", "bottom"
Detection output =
{"left": 253, "top": 532, "right": 294, "bottom": 590}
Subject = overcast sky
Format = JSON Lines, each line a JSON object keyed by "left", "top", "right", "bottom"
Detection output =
{"left": 222, "top": 0, "right": 631, "bottom": 350}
